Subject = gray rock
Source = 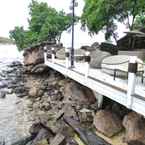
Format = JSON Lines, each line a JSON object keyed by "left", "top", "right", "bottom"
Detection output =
{"left": 50, "top": 133, "right": 66, "bottom": 145}
{"left": 11, "top": 136, "right": 33, "bottom": 145}
{"left": 90, "top": 49, "right": 111, "bottom": 68}
{"left": 30, "top": 128, "right": 54, "bottom": 145}
{"left": 93, "top": 110, "right": 123, "bottom": 137}
{"left": 8, "top": 61, "right": 22, "bottom": 67}
{"left": 29, "top": 87, "right": 38, "bottom": 97}
{"left": 31, "top": 64, "right": 49, "bottom": 74}
{"left": 14, "top": 87, "right": 26, "bottom": 94}
{"left": 0, "top": 91, "right": 6, "bottom": 99}
{"left": 123, "top": 112, "right": 145, "bottom": 144}
{"left": 16, "top": 93, "right": 27, "bottom": 98}
{"left": 56, "top": 48, "right": 65, "bottom": 60}
{"left": 29, "top": 123, "right": 43, "bottom": 136}
{"left": 91, "top": 42, "right": 100, "bottom": 50}
{"left": 0, "top": 81, "right": 7, "bottom": 89}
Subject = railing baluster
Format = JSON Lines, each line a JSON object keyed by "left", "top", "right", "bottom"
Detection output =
{"left": 65, "top": 47, "right": 70, "bottom": 68}
{"left": 51, "top": 47, "right": 55, "bottom": 63}
{"left": 85, "top": 51, "right": 91, "bottom": 79}
{"left": 127, "top": 56, "right": 137, "bottom": 108}
{"left": 44, "top": 46, "right": 47, "bottom": 62}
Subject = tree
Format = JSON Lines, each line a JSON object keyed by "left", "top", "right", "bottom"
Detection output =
{"left": 133, "top": 14, "right": 145, "bottom": 29}
{"left": 81, "top": 0, "right": 145, "bottom": 42}
{"left": 9, "top": 0, "right": 73, "bottom": 50}
{"left": 9, "top": 27, "right": 26, "bottom": 51}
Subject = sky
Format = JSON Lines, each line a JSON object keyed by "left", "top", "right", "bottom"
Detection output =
{"left": 0, "top": 0, "right": 128, "bottom": 48}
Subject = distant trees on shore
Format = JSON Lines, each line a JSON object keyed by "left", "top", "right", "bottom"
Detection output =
{"left": 9, "top": 0, "right": 73, "bottom": 51}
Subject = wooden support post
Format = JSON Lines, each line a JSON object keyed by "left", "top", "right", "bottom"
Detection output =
{"left": 44, "top": 46, "right": 47, "bottom": 62}
{"left": 127, "top": 56, "right": 137, "bottom": 109}
{"left": 65, "top": 47, "right": 70, "bottom": 68}
{"left": 84, "top": 51, "right": 91, "bottom": 79}
{"left": 51, "top": 47, "right": 55, "bottom": 63}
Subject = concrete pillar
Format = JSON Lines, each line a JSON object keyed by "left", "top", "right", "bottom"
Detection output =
{"left": 44, "top": 46, "right": 47, "bottom": 62}
{"left": 93, "top": 91, "right": 104, "bottom": 109}
{"left": 51, "top": 47, "right": 55, "bottom": 63}
{"left": 127, "top": 56, "right": 137, "bottom": 108}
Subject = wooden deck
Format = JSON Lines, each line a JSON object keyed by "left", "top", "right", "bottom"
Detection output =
{"left": 45, "top": 58, "right": 145, "bottom": 117}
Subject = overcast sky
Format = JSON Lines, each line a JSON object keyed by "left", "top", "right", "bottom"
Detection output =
{"left": 0, "top": 0, "right": 127, "bottom": 48}
{"left": 0, "top": 0, "right": 83, "bottom": 37}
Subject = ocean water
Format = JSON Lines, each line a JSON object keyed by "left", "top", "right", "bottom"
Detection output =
{"left": 0, "top": 44, "right": 29, "bottom": 145}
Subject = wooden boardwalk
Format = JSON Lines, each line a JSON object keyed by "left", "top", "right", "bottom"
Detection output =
{"left": 44, "top": 55, "right": 145, "bottom": 117}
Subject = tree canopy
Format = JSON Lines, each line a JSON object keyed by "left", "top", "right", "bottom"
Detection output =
{"left": 133, "top": 14, "right": 145, "bottom": 29}
{"left": 9, "top": 0, "right": 72, "bottom": 51}
{"left": 81, "top": 0, "right": 145, "bottom": 42}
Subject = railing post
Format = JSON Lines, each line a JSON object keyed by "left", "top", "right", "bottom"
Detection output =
{"left": 127, "top": 56, "right": 137, "bottom": 108}
{"left": 85, "top": 51, "right": 91, "bottom": 79}
{"left": 51, "top": 47, "right": 55, "bottom": 63}
{"left": 65, "top": 47, "right": 70, "bottom": 68}
{"left": 44, "top": 46, "right": 47, "bottom": 62}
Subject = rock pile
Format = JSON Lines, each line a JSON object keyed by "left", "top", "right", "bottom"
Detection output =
{"left": 4, "top": 41, "right": 145, "bottom": 145}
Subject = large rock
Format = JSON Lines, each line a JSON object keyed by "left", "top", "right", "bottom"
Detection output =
{"left": 56, "top": 48, "right": 85, "bottom": 61}
{"left": 93, "top": 110, "right": 123, "bottom": 137}
{"left": 90, "top": 49, "right": 111, "bottom": 68}
{"left": 30, "top": 64, "right": 49, "bottom": 74}
{"left": 50, "top": 133, "right": 66, "bottom": 145}
{"left": 23, "top": 46, "right": 44, "bottom": 66}
{"left": 0, "top": 91, "right": 6, "bottom": 99}
{"left": 29, "top": 87, "right": 38, "bottom": 97}
{"left": 56, "top": 48, "right": 65, "bottom": 60}
{"left": 23, "top": 41, "right": 57, "bottom": 66}
{"left": 91, "top": 42, "right": 100, "bottom": 50}
{"left": 64, "top": 81, "right": 96, "bottom": 106}
{"left": 123, "top": 112, "right": 145, "bottom": 144}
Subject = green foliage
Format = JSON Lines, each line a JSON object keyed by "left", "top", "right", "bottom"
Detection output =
{"left": 9, "top": 0, "right": 72, "bottom": 51}
{"left": 9, "top": 27, "right": 26, "bottom": 51}
{"left": 81, "top": 0, "right": 145, "bottom": 41}
{"left": 133, "top": 14, "right": 145, "bottom": 29}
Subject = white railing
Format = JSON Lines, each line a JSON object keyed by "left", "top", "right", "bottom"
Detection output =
{"left": 44, "top": 47, "right": 139, "bottom": 109}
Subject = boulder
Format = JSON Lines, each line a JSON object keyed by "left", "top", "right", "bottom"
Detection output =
{"left": 56, "top": 48, "right": 85, "bottom": 61}
{"left": 50, "top": 133, "right": 66, "bottom": 145}
{"left": 56, "top": 48, "right": 65, "bottom": 60}
{"left": 23, "top": 47, "right": 44, "bottom": 66}
{"left": 0, "top": 80, "right": 8, "bottom": 89}
{"left": 91, "top": 42, "right": 100, "bottom": 50}
{"left": 64, "top": 82, "right": 96, "bottom": 106}
{"left": 123, "top": 112, "right": 145, "bottom": 144}
{"left": 80, "top": 45, "right": 90, "bottom": 50}
{"left": 8, "top": 61, "right": 22, "bottom": 67}
{"left": 29, "top": 87, "right": 38, "bottom": 97}
{"left": 93, "top": 110, "right": 123, "bottom": 137}
{"left": 29, "top": 123, "right": 43, "bottom": 136}
{"left": 30, "top": 64, "right": 49, "bottom": 74}
{"left": 35, "top": 139, "right": 48, "bottom": 145}
{"left": 11, "top": 136, "right": 33, "bottom": 145}
{"left": 0, "top": 91, "right": 6, "bottom": 99}
{"left": 90, "top": 49, "right": 111, "bottom": 68}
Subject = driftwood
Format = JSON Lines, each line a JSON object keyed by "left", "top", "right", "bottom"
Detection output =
{"left": 63, "top": 117, "right": 111, "bottom": 145}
